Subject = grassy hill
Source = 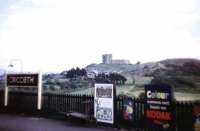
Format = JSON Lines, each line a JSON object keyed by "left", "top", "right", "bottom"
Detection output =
{"left": 150, "top": 59, "right": 200, "bottom": 89}
{"left": 86, "top": 58, "right": 200, "bottom": 90}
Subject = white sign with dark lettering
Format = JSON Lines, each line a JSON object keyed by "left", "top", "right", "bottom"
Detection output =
{"left": 94, "top": 84, "right": 114, "bottom": 124}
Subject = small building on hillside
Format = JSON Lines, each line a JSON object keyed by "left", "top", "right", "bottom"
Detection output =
{"left": 87, "top": 70, "right": 98, "bottom": 78}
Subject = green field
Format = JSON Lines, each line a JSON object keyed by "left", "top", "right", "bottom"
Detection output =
{"left": 69, "top": 84, "right": 200, "bottom": 101}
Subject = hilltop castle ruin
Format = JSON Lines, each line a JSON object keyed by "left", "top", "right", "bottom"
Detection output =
{"left": 102, "top": 54, "right": 131, "bottom": 64}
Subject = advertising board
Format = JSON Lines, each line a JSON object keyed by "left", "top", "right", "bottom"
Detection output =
{"left": 194, "top": 102, "right": 200, "bottom": 131}
{"left": 123, "top": 99, "right": 134, "bottom": 121}
{"left": 145, "top": 84, "right": 174, "bottom": 130}
{"left": 94, "top": 84, "right": 114, "bottom": 124}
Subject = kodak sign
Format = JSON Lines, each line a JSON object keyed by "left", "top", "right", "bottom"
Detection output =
{"left": 145, "top": 84, "right": 174, "bottom": 130}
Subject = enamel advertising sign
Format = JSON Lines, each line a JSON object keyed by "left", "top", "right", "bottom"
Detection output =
{"left": 94, "top": 84, "right": 114, "bottom": 124}
{"left": 194, "top": 102, "right": 200, "bottom": 131}
{"left": 145, "top": 84, "right": 174, "bottom": 130}
{"left": 123, "top": 99, "right": 134, "bottom": 121}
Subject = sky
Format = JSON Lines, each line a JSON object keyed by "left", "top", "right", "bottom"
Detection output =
{"left": 0, "top": 0, "right": 200, "bottom": 73}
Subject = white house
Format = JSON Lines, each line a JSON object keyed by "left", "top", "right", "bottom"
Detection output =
{"left": 87, "top": 70, "right": 99, "bottom": 78}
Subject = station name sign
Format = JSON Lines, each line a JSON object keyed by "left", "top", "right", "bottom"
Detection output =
{"left": 7, "top": 74, "right": 39, "bottom": 87}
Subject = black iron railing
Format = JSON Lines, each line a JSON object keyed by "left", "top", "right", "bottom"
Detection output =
{"left": 0, "top": 90, "right": 196, "bottom": 130}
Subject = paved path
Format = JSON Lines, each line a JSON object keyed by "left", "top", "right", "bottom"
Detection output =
{"left": 0, "top": 114, "right": 119, "bottom": 131}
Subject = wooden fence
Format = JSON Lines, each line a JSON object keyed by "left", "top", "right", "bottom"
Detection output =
{"left": 0, "top": 90, "right": 196, "bottom": 130}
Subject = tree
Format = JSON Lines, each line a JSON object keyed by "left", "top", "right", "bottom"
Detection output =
{"left": 94, "top": 73, "right": 127, "bottom": 85}
{"left": 136, "top": 61, "right": 141, "bottom": 65}
{"left": 94, "top": 73, "right": 111, "bottom": 83}
{"left": 65, "top": 67, "right": 87, "bottom": 79}
{"left": 109, "top": 73, "right": 127, "bottom": 85}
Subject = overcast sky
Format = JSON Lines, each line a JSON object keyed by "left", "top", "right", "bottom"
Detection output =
{"left": 0, "top": 0, "right": 200, "bottom": 73}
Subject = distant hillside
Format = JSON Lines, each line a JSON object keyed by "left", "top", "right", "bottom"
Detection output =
{"left": 86, "top": 61, "right": 166, "bottom": 76}
{"left": 150, "top": 59, "right": 200, "bottom": 89}
{"left": 86, "top": 58, "right": 200, "bottom": 89}
{"left": 86, "top": 63, "right": 135, "bottom": 74}
{"left": 160, "top": 58, "right": 200, "bottom": 66}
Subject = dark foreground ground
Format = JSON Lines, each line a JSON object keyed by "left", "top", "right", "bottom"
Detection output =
{"left": 0, "top": 113, "right": 120, "bottom": 131}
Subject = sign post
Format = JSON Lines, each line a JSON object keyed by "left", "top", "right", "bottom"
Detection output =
{"left": 5, "top": 73, "right": 42, "bottom": 110}
{"left": 37, "top": 72, "right": 42, "bottom": 110}
{"left": 145, "top": 84, "right": 174, "bottom": 130}
{"left": 4, "top": 74, "right": 8, "bottom": 106}
{"left": 94, "top": 83, "right": 115, "bottom": 124}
